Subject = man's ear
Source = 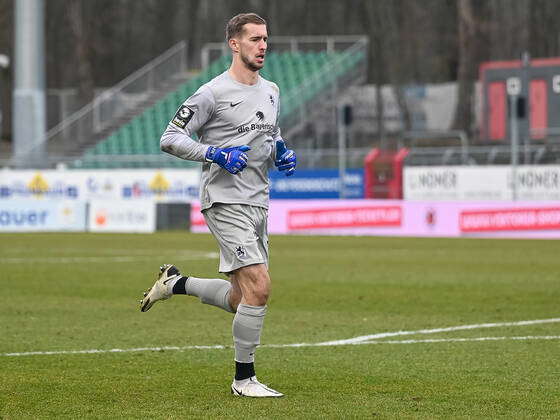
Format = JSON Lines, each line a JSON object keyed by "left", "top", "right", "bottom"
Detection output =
{"left": 229, "top": 38, "right": 239, "bottom": 54}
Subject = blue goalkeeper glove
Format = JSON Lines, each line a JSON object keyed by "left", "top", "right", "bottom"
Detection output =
{"left": 275, "top": 139, "right": 296, "bottom": 176}
{"left": 205, "top": 145, "right": 251, "bottom": 175}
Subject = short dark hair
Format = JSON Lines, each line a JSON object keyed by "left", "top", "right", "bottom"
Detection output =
{"left": 226, "top": 13, "right": 267, "bottom": 41}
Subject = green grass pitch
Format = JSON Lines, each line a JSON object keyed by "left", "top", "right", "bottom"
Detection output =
{"left": 1, "top": 232, "right": 559, "bottom": 418}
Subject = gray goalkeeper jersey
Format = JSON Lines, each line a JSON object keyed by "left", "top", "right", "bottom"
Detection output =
{"left": 160, "top": 71, "right": 282, "bottom": 211}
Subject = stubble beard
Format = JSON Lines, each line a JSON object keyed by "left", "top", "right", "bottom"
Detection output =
{"left": 241, "top": 52, "right": 264, "bottom": 72}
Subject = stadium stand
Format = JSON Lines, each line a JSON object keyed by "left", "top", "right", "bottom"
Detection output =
{"left": 72, "top": 49, "right": 365, "bottom": 168}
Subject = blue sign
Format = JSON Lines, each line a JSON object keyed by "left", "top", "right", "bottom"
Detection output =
{"left": 269, "top": 169, "right": 364, "bottom": 199}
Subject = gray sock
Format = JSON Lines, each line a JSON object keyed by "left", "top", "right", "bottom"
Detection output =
{"left": 232, "top": 304, "right": 267, "bottom": 363}
{"left": 185, "top": 276, "right": 234, "bottom": 313}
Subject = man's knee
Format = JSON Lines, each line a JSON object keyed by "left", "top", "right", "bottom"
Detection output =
{"left": 252, "top": 283, "right": 269, "bottom": 305}
{"left": 234, "top": 264, "right": 270, "bottom": 306}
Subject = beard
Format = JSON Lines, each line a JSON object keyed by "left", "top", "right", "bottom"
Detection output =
{"left": 240, "top": 52, "right": 264, "bottom": 72}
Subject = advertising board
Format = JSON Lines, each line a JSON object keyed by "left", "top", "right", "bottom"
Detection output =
{"left": 404, "top": 165, "right": 560, "bottom": 201}
{"left": 88, "top": 200, "right": 156, "bottom": 233}
{"left": 0, "top": 200, "right": 86, "bottom": 232}
{"left": 0, "top": 169, "right": 200, "bottom": 202}
{"left": 192, "top": 199, "right": 560, "bottom": 238}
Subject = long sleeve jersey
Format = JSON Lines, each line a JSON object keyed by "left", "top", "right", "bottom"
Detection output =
{"left": 160, "top": 71, "right": 282, "bottom": 210}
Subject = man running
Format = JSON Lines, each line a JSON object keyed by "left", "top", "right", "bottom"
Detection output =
{"left": 140, "top": 12, "right": 296, "bottom": 398}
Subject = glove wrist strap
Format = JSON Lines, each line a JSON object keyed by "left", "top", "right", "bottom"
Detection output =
{"left": 205, "top": 146, "right": 218, "bottom": 162}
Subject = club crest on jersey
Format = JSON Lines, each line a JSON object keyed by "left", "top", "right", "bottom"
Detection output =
{"left": 256, "top": 111, "right": 264, "bottom": 120}
{"left": 172, "top": 105, "right": 194, "bottom": 128}
{"left": 235, "top": 245, "right": 247, "bottom": 259}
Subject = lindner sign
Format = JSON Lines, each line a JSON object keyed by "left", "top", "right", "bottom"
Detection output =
{"left": 404, "top": 165, "right": 560, "bottom": 201}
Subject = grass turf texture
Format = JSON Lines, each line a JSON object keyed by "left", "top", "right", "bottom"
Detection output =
{"left": 1, "top": 232, "right": 559, "bottom": 419}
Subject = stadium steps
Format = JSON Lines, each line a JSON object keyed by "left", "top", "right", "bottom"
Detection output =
{"left": 72, "top": 50, "right": 365, "bottom": 169}
{"left": 58, "top": 71, "right": 197, "bottom": 159}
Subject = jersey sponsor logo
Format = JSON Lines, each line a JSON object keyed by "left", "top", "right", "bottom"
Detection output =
{"left": 171, "top": 105, "right": 194, "bottom": 128}
{"left": 230, "top": 101, "right": 243, "bottom": 107}
{"left": 237, "top": 122, "right": 275, "bottom": 134}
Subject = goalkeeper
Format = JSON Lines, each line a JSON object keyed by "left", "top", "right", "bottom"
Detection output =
{"left": 139, "top": 12, "right": 296, "bottom": 398}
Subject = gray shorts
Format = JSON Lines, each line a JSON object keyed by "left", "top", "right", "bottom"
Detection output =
{"left": 203, "top": 203, "right": 269, "bottom": 274}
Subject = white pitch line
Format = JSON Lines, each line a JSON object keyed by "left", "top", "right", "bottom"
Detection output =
{"left": 2, "top": 317, "right": 559, "bottom": 357}
{"left": 3, "top": 335, "right": 560, "bottom": 357}
{"left": 0, "top": 252, "right": 219, "bottom": 264}
{"left": 358, "top": 335, "right": 560, "bottom": 345}
{"left": 2, "top": 345, "right": 227, "bottom": 357}
{"left": 314, "top": 317, "right": 560, "bottom": 346}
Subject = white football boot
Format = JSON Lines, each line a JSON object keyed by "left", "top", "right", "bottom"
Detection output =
{"left": 140, "top": 264, "right": 181, "bottom": 312}
{"left": 231, "top": 376, "right": 284, "bottom": 398}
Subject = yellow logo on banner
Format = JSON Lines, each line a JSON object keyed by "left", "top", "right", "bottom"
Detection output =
{"left": 149, "top": 172, "right": 170, "bottom": 195}
{"left": 28, "top": 173, "right": 49, "bottom": 196}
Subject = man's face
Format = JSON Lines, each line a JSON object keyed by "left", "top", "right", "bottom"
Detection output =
{"left": 235, "top": 23, "right": 268, "bottom": 71}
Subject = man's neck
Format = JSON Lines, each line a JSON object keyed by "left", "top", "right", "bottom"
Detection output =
{"left": 229, "top": 60, "right": 259, "bottom": 86}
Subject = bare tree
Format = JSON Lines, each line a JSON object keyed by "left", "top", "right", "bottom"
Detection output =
{"left": 67, "top": 0, "right": 95, "bottom": 105}
{"left": 452, "top": 0, "right": 477, "bottom": 134}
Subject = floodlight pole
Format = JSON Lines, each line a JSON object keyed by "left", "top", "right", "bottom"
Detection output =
{"left": 13, "top": 0, "right": 46, "bottom": 168}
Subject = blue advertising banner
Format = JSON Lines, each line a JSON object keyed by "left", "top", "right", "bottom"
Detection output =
{"left": 269, "top": 169, "right": 364, "bottom": 199}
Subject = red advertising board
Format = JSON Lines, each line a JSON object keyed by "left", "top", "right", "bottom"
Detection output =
{"left": 460, "top": 207, "right": 560, "bottom": 232}
{"left": 287, "top": 205, "right": 402, "bottom": 230}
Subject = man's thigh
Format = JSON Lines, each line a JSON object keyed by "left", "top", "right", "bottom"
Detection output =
{"left": 203, "top": 204, "right": 268, "bottom": 274}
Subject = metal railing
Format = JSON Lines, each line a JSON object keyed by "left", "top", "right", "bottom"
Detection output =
{"left": 8, "top": 41, "right": 188, "bottom": 168}
{"left": 200, "top": 35, "right": 367, "bottom": 69}
{"left": 91, "top": 41, "right": 187, "bottom": 133}
{"left": 296, "top": 147, "right": 373, "bottom": 169}
{"left": 282, "top": 39, "right": 368, "bottom": 144}
{"left": 405, "top": 144, "right": 560, "bottom": 166}
{"left": 402, "top": 127, "right": 560, "bottom": 167}
{"left": 70, "top": 153, "right": 198, "bottom": 169}
{"left": 401, "top": 130, "right": 470, "bottom": 164}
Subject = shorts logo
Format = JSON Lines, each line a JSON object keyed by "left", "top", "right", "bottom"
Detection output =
{"left": 172, "top": 105, "right": 194, "bottom": 128}
{"left": 235, "top": 245, "right": 247, "bottom": 259}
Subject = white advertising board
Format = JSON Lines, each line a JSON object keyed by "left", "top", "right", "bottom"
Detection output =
{"left": 88, "top": 200, "right": 156, "bottom": 233}
{"left": 0, "top": 169, "right": 200, "bottom": 202}
{"left": 404, "top": 165, "right": 560, "bottom": 201}
{"left": 0, "top": 200, "right": 86, "bottom": 232}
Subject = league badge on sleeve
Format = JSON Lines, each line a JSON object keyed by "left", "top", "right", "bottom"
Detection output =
{"left": 172, "top": 105, "right": 194, "bottom": 129}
